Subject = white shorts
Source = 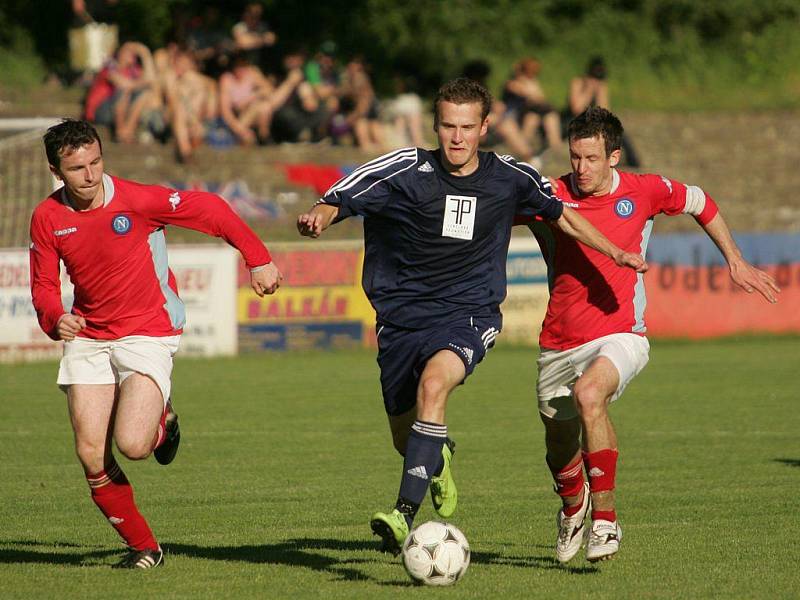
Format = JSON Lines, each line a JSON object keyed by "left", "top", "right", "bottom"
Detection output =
{"left": 537, "top": 333, "right": 650, "bottom": 420}
{"left": 57, "top": 335, "right": 181, "bottom": 405}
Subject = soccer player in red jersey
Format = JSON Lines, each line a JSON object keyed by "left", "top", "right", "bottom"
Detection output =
{"left": 519, "top": 107, "right": 780, "bottom": 563}
{"left": 29, "top": 119, "right": 282, "bottom": 569}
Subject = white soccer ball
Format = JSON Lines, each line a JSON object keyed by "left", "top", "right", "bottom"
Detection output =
{"left": 401, "top": 521, "right": 470, "bottom": 586}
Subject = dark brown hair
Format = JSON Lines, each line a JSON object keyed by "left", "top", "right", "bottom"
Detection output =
{"left": 567, "top": 106, "right": 623, "bottom": 157}
{"left": 43, "top": 119, "right": 102, "bottom": 168}
{"left": 433, "top": 77, "right": 492, "bottom": 126}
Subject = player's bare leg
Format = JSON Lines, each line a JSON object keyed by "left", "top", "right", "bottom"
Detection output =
{"left": 371, "top": 350, "right": 464, "bottom": 554}
{"left": 69, "top": 384, "right": 117, "bottom": 475}
{"left": 114, "top": 374, "right": 163, "bottom": 460}
{"left": 573, "top": 357, "right": 622, "bottom": 562}
{"left": 68, "top": 383, "right": 162, "bottom": 567}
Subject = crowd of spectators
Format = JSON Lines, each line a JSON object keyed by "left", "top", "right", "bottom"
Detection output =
{"left": 75, "top": 2, "right": 638, "bottom": 167}
{"left": 77, "top": 2, "right": 423, "bottom": 162}
{"left": 463, "top": 56, "right": 639, "bottom": 168}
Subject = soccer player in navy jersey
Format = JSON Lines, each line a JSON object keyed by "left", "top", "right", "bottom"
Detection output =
{"left": 297, "top": 78, "right": 647, "bottom": 554}
{"left": 29, "top": 119, "right": 282, "bottom": 569}
{"left": 519, "top": 107, "right": 779, "bottom": 563}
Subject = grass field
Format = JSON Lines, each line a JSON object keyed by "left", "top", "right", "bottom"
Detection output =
{"left": 1, "top": 337, "right": 798, "bottom": 599}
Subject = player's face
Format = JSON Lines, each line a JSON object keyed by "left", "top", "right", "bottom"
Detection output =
{"left": 435, "top": 101, "right": 488, "bottom": 176}
{"left": 50, "top": 140, "right": 105, "bottom": 208}
{"left": 569, "top": 135, "right": 620, "bottom": 196}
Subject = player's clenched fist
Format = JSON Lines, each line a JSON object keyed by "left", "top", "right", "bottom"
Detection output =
{"left": 250, "top": 262, "right": 283, "bottom": 297}
{"left": 56, "top": 314, "right": 87, "bottom": 341}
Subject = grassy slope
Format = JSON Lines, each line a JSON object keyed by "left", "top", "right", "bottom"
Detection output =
{"left": 1, "top": 337, "right": 798, "bottom": 598}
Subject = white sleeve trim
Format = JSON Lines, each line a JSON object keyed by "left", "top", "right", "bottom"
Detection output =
{"left": 682, "top": 184, "right": 706, "bottom": 216}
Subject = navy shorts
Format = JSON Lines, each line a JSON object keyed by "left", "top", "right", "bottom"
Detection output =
{"left": 376, "top": 315, "right": 502, "bottom": 416}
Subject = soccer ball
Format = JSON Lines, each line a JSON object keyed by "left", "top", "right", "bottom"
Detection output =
{"left": 401, "top": 521, "right": 470, "bottom": 586}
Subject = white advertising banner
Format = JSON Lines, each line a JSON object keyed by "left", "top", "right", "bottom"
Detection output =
{"left": 169, "top": 245, "right": 238, "bottom": 356}
{"left": 500, "top": 236, "right": 550, "bottom": 345}
{"left": 0, "top": 248, "right": 65, "bottom": 361}
{"left": 0, "top": 245, "right": 237, "bottom": 362}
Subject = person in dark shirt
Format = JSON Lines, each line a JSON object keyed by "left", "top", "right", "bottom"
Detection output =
{"left": 297, "top": 78, "right": 646, "bottom": 554}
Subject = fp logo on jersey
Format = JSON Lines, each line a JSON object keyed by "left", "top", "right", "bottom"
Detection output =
{"left": 614, "top": 198, "right": 635, "bottom": 218}
{"left": 112, "top": 214, "right": 132, "bottom": 234}
{"left": 442, "top": 195, "right": 477, "bottom": 240}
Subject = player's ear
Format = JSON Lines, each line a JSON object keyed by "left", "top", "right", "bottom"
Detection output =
{"left": 48, "top": 164, "right": 63, "bottom": 181}
{"left": 479, "top": 117, "right": 489, "bottom": 137}
{"left": 608, "top": 148, "right": 621, "bottom": 168}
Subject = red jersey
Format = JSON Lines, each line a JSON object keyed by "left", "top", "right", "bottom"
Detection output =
{"left": 528, "top": 170, "right": 713, "bottom": 350}
{"left": 30, "top": 174, "right": 271, "bottom": 341}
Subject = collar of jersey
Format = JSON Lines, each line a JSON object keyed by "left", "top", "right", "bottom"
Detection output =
{"left": 431, "top": 149, "right": 490, "bottom": 184}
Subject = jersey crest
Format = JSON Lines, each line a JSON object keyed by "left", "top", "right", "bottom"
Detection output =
{"left": 111, "top": 214, "right": 132, "bottom": 234}
{"left": 614, "top": 198, "right": 635, "bottom": 218}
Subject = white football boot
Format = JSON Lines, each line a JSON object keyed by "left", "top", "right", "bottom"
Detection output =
{"left": 555, "top": 482, "right": 591, "bottom": 563}
{"left": 586, "top": 518, "right": 622, "bottom": 562}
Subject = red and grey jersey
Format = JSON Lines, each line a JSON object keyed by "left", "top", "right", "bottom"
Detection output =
{"left": 30, "top": 174, "right": 271, "bottom": 340}
{"left": 528, "top": 169, "right": 718, "bottom": 350}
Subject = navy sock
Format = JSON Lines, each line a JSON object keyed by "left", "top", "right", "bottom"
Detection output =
{"left": 396, "top": 420, "right": 447, "bottom": 526}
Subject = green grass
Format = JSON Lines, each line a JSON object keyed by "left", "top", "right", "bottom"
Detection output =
{"left": 1, "top": 337, "right": 798, "bottom": 598}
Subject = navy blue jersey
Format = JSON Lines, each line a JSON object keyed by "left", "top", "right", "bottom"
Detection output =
{"left": 320, "top": 147, "right": 563, "bottom": 328}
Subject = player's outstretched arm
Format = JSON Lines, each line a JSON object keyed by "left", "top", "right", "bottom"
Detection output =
{"left": 297, "top": 203, "right": 339, "bottom": 238}
{"left": 701, "top": 213, "right": 780, "bottom": 304}
{"left": 250, "top": 262, "right": 283, "bottom": 297}
{"left": 555, "top": 206, "right": 648, "bottom": 272}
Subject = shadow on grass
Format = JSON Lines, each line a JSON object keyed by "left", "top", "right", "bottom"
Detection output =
{"left": 0, "top": 537, "right": 599, "bottom": 578}
{"left": 166, "top": 538, "right": 377, "bottom": 582}
{"left": 774, "top": 458, "right": 800, "bottom": 468}
{"left": 169, "top": 537, "right": 598, "bottom": 580}
{"left": 0, "top": 539, "right": 119, "bottom": 566}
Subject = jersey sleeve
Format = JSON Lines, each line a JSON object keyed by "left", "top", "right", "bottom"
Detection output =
{"left": 318, "top": 147, "right": 418, "bottom": 219}
{"left": 644, "top": 174, "right": 719, "bottom": 225}
{"left": 139, "top": 185, "right": 272, "bottom": 269}
{"left": 502, "top": 156, "right": 564, "bottom": 222}
{"left": 29, "top": 207, "right": 65, "bottom": 340}
{"left": 641, "top": 174, "right": 685, "bottom": 217}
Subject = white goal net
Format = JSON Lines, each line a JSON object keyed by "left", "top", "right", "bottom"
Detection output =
{"left": 0, "top": 123, "right": 58, "bottom": 249}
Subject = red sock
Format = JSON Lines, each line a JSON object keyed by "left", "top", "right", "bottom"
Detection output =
{"left": 87, "top": 461, "right": 159, "bottom": 551}
{"left": 583, "top": 448, "right": 619, "bottom": 522}
{"left": 151, "top": 405, "right": 168, "bottom": 451}
{"left": 548, "top": 456, "right": 586, "bottom": 516}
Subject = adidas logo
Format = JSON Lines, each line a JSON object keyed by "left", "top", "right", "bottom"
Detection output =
{"left": 108, "top": 516, "right": 125, "bottom": 525}
{"left": 588, "top": 467, "right": 605, "bottom": 477}
{"left": 407, "top": 465, "right": 428, "bottom": 480}
{"left": 417, "top": 161, "right": 434, "bottom": 172}
{"left": 462, "top": 346, "right": 474, "bottom": 364}
{"left": 448, "top": 343, "right": 474, "bottom": 365}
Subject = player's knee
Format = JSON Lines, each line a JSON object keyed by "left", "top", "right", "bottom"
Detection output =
{"left": 75, "top": 440, "right": 105, "bottom": 468}
{"left": 418, "top": 375, "right": 448, "bottom": 409}
{"left": 115, "top": 437, "right": 152, "bottom": 461}
{"left": 573, "top": 381, "right": 608, "bottom": 418}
